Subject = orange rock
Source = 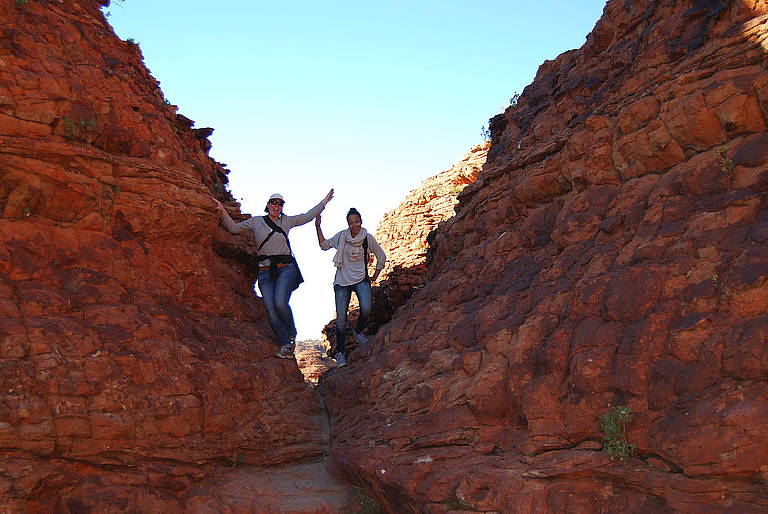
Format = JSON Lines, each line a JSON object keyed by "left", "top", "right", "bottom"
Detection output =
{"left": 321, "top": 1, "right": 768, "bottom": 511}
{"left": 0, "top": 1, "right": 352, "bottom": 510}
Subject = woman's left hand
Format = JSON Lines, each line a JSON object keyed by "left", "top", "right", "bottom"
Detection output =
{"left": 322, "top": 188, "right": 334, "bottom": 205}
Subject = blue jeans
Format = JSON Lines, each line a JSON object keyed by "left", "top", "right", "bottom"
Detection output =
{"left": 258, "top": 263, "right": 298, "bottom": 347}
{"left": 334, "top": 279, "right": 371, "bottom": 355}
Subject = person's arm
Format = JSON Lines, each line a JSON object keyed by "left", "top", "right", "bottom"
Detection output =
{"left": 368, "top": 235, "right": 387, "bottom": 282}
{"left": 214, "top": 199, "right": 250, "bottom": 234}
{"left": 315, "top": 214, "right": 326, "bottom": 244}
{"left": 284, "top": 188, "right": 334, "bottom": 228}
{"left": 319, "top": 229, "right": 340, "bottom": 251}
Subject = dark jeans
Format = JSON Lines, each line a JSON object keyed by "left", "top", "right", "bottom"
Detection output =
{"left": 257, "top": 263, "right": 298, "bottom": 347}
{"left": 334, "top": 278, "right": 371, "bottom": 355}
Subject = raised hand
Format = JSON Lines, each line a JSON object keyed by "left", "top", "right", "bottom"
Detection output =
{"left": 322, "top": 188, "right": 334, "bottom": 205}
{"left": 213, "top": 198, "right": 227, "bottom": 214}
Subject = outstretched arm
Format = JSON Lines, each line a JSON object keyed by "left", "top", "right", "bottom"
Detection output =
{"left": 285, "top": 188, "right": 335, "bottom": 228}
{"left": 214, "top": 198, "right": 248, "bottom": 234}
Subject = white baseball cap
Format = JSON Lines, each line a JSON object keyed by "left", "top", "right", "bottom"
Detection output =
{"left": 268, "top": 193, "right": 284, "bottom": 202}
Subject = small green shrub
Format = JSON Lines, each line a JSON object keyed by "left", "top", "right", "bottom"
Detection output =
{"left": 64, "top": 278, "right": 81, "bottom": 294}
{"left": 713, "top": 146, "right": 734, "bottom": 177}
{"left": 342, "top": 487, "right": 382, "bottom": 514}
{"left": 600, "top": 405, "right": 634, "bottom": 461}
{"left": 63, "top": 117, "right": 97, "bottom": 141}
{"left": 480, "top": 124, "right": 491, "bottom": 141}
{"left": 15, "top": 0, "right": 29, "bottom": 7}
{"left": 445, "top": 499, "right": 473, "bottom": 511}
{"left": 22, "top": 207, "right": 31, "bottom": 217}
{"left": 228, "top": 451, "right": 244, "bottom": 467}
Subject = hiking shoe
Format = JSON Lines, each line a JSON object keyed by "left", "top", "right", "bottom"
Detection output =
{"left": 276, "top": 344, "right": 294, "bottom": 359}
{"left": 353, "top": 332, "right": 369, "bottom": 345}
{"left": 334, "top": 352, "right": 346, "bottom": 367}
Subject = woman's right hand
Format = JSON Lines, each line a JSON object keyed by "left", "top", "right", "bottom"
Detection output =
{"left": 213, "top": 198, "right": 227, "bottom": 214}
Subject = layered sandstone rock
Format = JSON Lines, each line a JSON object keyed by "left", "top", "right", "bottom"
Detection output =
{"left": 371, "top": 142, "right": 488, "bottom": 328}
{"left": 0, "top": 1, "right": 351, "bottom": 510}
{"left": 321, "top": 1, "right": 768, "bottom": 512}
{"left": 295, "top": 339, "right": 335, "bottom": 384}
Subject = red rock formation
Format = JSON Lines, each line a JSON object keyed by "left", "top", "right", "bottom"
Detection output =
{"left": 0, "top": 1, "right": 352, "bottom": 510}
{"left": 295, "top": 339, "right": 335, "bottom": 384}
{"left": 371, "top": 142, "right": 488, "bottom": 328}
{"left": 321, "top": 0, "right": 768, "bottom": 512}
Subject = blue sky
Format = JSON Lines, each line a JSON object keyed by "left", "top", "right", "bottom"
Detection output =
{"left": 104, "top": 0, "right": 608, "bottom": 339}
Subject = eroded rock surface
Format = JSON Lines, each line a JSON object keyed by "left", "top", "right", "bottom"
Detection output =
{"left": 370, "top": 142, "right": 488, "bottom": 330}
{"left": 0, "top": 1, "right": 348, "bottom": 511}
{"left": 321, "top": 1, "right": 768, "bottom": 512}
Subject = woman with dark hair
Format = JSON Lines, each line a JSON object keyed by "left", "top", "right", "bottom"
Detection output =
{"left": 315, "top": 207, "right": 386, "bottom": 367}
{"left": 216, "top": 189, "right": 334, "bottom": 359}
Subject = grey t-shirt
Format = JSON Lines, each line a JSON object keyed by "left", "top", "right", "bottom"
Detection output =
{"left": 220, "top": 201, "right": 325, "bottom": 265}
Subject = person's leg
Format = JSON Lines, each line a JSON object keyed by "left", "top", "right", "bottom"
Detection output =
{"left": 273, "top": 263, "right": 299, "bottom": 343}
{"left": 334, "top": 284, "right": 352, "bottom": 355}
{"left": 258, "top": 269, "right": 290, "bottom": 347}
{"left": 353, "top": 279, "right": 372, "bottom": 337}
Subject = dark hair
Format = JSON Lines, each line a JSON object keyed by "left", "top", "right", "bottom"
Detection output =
{"left": 346, "top": 207, "right": 362, "bottom": 222}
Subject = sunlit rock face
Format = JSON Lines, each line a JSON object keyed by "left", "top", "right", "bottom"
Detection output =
{"left": 370, "top": 142, "right": 489, "bottom": 329}
{"left": 0, "top": 1, "right": 334, "bottom": 510}
{"left": 321, "top": 0, "right": 768, "bottom": 511}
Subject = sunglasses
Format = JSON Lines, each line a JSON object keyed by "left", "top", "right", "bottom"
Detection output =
{"left": 268, "top": 199, "right": 284, "bottom": 206}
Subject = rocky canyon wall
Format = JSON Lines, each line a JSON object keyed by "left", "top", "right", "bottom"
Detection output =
{"left": 0, "top": 1, "right": 343, "bottom": 511}
{"left": 321, "top": 0, "right": 768, "bottom": 512}
{"left": 370, "top": 142, "right": 488, "bottom": 331}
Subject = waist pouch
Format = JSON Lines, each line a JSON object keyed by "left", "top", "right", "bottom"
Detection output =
{"left": 258, "top": 254, "right": 304, "bottom": 290}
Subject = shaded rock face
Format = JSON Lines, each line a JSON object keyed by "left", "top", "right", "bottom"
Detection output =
{"left": 321, "top": 0, "right": 768, "bottom": 512}
{"left": 0, "top": 1, "right": 336, "bottom": 510}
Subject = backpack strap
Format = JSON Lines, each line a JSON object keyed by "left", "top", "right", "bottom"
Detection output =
{"left": 363, "top": 234, "right": 370, "bottom": 280}
{"left": 258, "top": 216, "right": 304, "bottom": 288}
{"left": 260, "top": 215, "right": 293, "bottom": 255}
{"left": 258, "top": 230, "right": 276, "bottom": 251}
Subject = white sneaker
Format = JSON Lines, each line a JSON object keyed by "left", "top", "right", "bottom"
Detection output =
{"left": 275, "top": 343, "right": 295, "bottom": 359}
{"left": 334, "top": 352, "right": 346, "bottom": 367}
{"left": 353, "top": 332, "right": 369, "bottom": 345}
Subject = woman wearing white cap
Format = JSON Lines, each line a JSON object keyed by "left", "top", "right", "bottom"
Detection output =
{"left": 216, "top": 189, "right": 334, "bottom": 359}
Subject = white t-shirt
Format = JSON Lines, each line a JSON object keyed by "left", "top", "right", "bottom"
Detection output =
{"left": 320, "top": 230, "right": 387, "bottom": 286}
